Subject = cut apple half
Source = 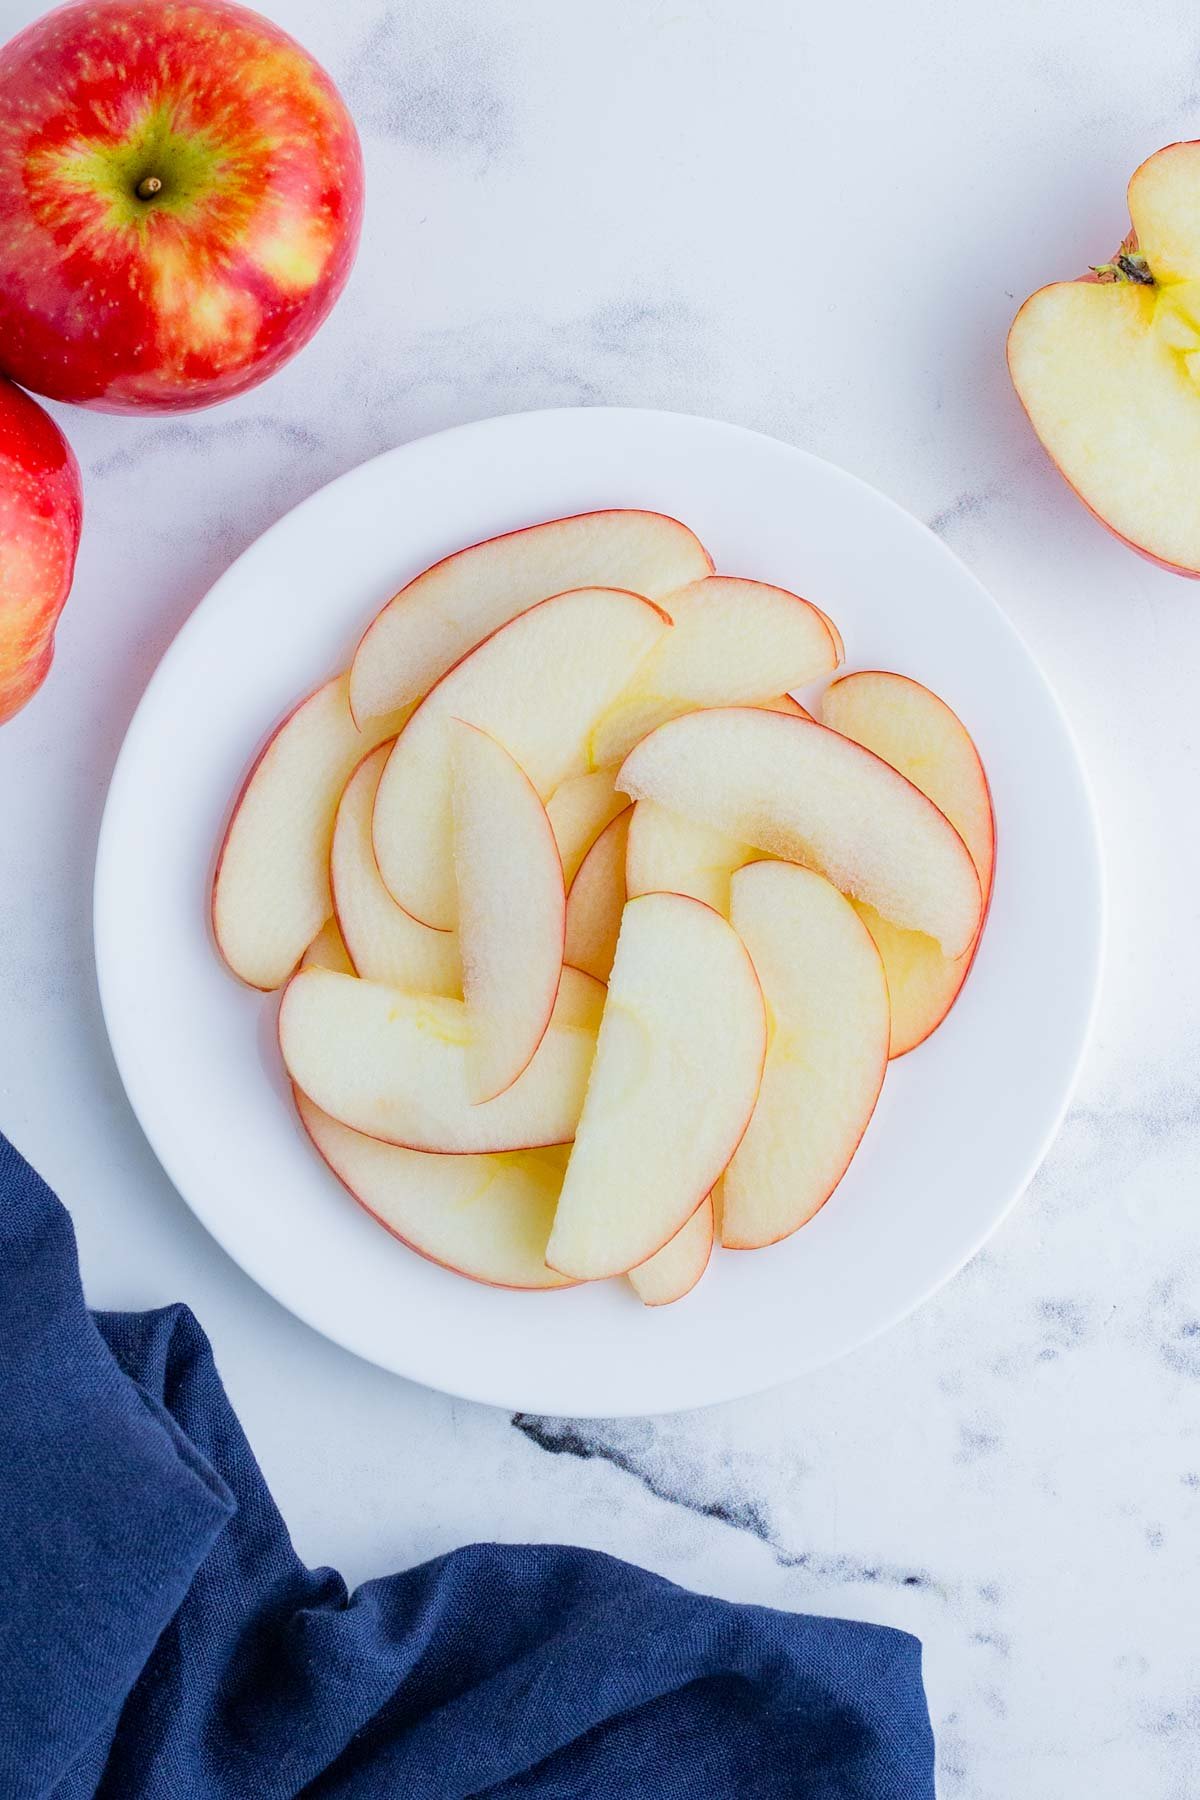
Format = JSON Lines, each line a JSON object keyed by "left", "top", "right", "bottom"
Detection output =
{"left": 546, "top": 768, "right": 626, "bottom": 886}
{"left": 331, "top": 744, "right": 460, "bottom": 995}
{"left": 296, "top": 1093, "right": 575, "bottom": 1290}
{"left": 350, "top": 509, "right": 711, "bottom": 722}
{"left": 723, "top": 861, "right": 890, "bottom": 1249}
{"left": 373, "top": 587, "right": 670, "bottom": 929}
{"left": 546, "top": 892, "right": 766, "bottom": 1280}
{"left": 451, "top": 720, "right": 566, "bottom": 1102}
{"left": 587, "top": 576, "right": 840, "bottom": 767}
{"left": 299, "top": 918, "right": 355, "bottom": 975}
{"left": 618, "top": 707, "right": 982, "bottom": 957}
{"left": 822, "top": 671, "right": 995, "bottom": 1055}
{"left": 563, "top": 806, "right": 632, "bottom": 982}
{"left": 212, "top": 675, "right": 409, "bottom": 991}
{"left": 628, "top": 1192, "right": 715, "bottom": 1306}
{"left": 280, "top": 967, "right": 599, "bottom": 1153}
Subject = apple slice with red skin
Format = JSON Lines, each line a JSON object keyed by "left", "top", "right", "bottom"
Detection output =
{"left": 546, "top": 769, "right": 626, "bottom": 886}
{"left": 617, "top": 707, "right": 982, "bottom": 957}
{"left": 372, "top": 587, "right": 670, "bottom": 930}
{"left": 212, "top": 675, "right": 409, "bottom": 991}
{"left": 350, "top": 509, "right": 711, "bottom": 722}
{"left": 280, "top": 966, "right": 598, "bottom": 1153}
{"left": 451, "top": 720, "right": 566, "bottom": 1102}
{"left": 563, "top": 807, "right": 632, "bottom": 983}
{"left": 587, "top": 576, "right": 839, "bottom": 767}
{"left": 331, "top": 744, "right": 459, "bottom": 994}
{"left": 723, "top": 862, "right": 890, "bottom": 1249}
{"left": 546, "top": 892, "right": 766, "bottom": 1280}
{"left": 821, "top": 671, "right": 995, "bottom": 1056}
{"left": 296, "top": 1092, "right": 575, "bottom": 1290}
{"left": 1008, "top": 142, "right": 1200, "bottom": 576}
{"left": 628, "top": 1192, "right": 715, "bottom": 1306}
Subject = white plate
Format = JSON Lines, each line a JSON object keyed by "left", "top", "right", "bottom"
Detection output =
{"left": 95, "top": 407, "right": 1102, "bottom": 1417}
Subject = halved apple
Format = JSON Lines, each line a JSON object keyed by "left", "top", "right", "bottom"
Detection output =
{"left": 628, "top": 1192, "right": 715, "bottom": 1306}
{"left": 299, "top": 918, "right": 355, "bottom": 975}
{"left": 563, "top": 806, "right": 632, "bottom": 982}
{"left": 331, "top": 745, "right": 460, "bottom": 995}
{"left": 350, "top": 509, "right": 711, "bottom": 721}
{"left": 280, "top": 967, "right": 599, "bottom": 1153}
{"left": 546, "top": 769, "right": 626, "bottom": 886}
{"left": 821, "top": 671, "right": 994, "bottom": 1055}
{"left": 451, "top": 720, "right": 566, "bottom": 1102}
{"left": 546, "top": 892, "right": 766, "bottom": 1280}
{"left": 373, "top": 587, "right": 669, "bottom": 929}
{"left": 212, "top": 675, "right": 409, "bottom": 990}
{"left": 296, "top": 1092, "right": 575, "bottom": 1290}
{"left": 587, "top": 577, "right": 840, "bottom": 767}
{"left": 617, "top": 708, "right": 982, "bottom": 956}
{"left": 723, "top": 861, "right": 889, "bottom": 1249}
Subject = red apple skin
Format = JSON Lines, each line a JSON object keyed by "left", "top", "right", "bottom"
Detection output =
{"left": 0, "top": 0, "right": 364, "bottom": 413}
{"left": 0, "top": 377, "right": 83, "bottom": 723}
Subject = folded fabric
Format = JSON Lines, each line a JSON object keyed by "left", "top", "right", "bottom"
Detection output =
{"left": 0, "top": 1130, "right": 935, "bottom": 1799}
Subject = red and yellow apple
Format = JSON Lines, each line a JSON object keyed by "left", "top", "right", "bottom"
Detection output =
{"left": 0, "top": 0, "right": 363, "bottom": 412}
{"left": 0, "top": 377, "right": 82, "bottom": 723}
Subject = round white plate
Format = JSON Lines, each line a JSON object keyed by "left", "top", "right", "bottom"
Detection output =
{"left": 95, "top": 407, "right": 1102, "bottom": 1417}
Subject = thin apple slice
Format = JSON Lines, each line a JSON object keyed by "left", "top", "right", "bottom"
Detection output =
{"left": 299, "top": 918, "right": 355, "bottom": 975}
{"left": 373, "top": 587, "right": 669, "bottom": 929}
{"left": 296, "top": 1093, "right": 575, "bottom": 1290}
{"left": 350, "top": 509, "right": 711, "bottom": 722}
{"left": 821, "top": 671, "right": 994, "bottom": 1055}
{"left": 212, "top": 675, "right": 409, "bottom": 990}
{"left": 451, "top": 720, "right": 566, "bottom": 1102}
{"left": 723, "top": 862, "right": 889, "bottom": 1249}
{"left": 617, "top": 707, "right": 982, "bottom": 957}
{"left": 563, "top": 807, "right": 631, "bottom": 982}
{"left": 331, "top": 745, "right": 460, "bottom": 994}
{"left": 281, "top": 967, "right": 599, "bottom": 1153}
{"left": 627, "top": 1193, "right": 715, "bottom": 1306}
{"left": 546, "top": 769, "right": 626, "bottom": 886}
{"left": 546, "top": 892, "right": 766, "bottom": 1280}
{"left": 588, "top": 577, "right": 839, "bottom": 766}
{"left": 625, "top": 802, "right": 754, "bottom": 914}
{"left": 554, "top": 965, "right": 608, "bottom": 1029}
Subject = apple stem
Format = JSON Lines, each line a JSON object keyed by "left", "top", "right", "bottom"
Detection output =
{"left": 135, "top": 176, "right": 163, "bottom": 200}
{"left": 1090, "top": 251, "right": 1154, "bottom": 286}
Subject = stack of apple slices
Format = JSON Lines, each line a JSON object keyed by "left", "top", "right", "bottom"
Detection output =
{"left": 212, "top": 510, "right": 994, "bottom": 1306}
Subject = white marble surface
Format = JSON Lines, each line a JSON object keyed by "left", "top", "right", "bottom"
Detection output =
{"left": 1, "top": 0, "right": 1198, "bottom": 1791}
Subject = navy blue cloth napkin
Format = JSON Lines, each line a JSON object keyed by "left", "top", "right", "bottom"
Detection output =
{"left": 0, "top": 1130, "right": 935, "bottom": 1798}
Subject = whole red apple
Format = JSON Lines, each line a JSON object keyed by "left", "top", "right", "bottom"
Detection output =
{"left": 0, "top": 379, "right": 83, "bottom": 723}
{"left": 0, "top": 0, "right": 364, "bottom": 413}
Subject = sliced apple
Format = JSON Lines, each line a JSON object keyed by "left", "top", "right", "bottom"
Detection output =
{"left": 588, "top": 577, "right": 839, "bottom": 767}
{"left": 821, "top": 671, "right": 994, "bottom": 1055}
{"left": 545, "top": 892, "right": 766, "bottom": 1280}
{"left": 723, "top": 861, "right": 889, "bottom": 1249}
{"left": 296, "top": 1092, "right": 574, "bottom": 1290}
{"left": 546, "top": 768, "right": 626, "bottom": 886}
{"left": 212, "top": 675, "right": 409, "bottom": 991}
{"left": 331, "top": 745, "right": 460, "bottom": 995}
{"left": 617, "top": 708, "right": 982, "bottom": 957}
{"left": 554, "top": 964, "right": 608, "bottom": 1030}
{"left": 299, "top": 918, "right": 355, "bottom": 975}
{"left": 373, "top": 587, "right": 670, "bottom": 929}
{"left": 626, "top": 801, "right": 754, "bottom": 914}
{"left": 563, "top": 807, "right": 631, "bottom": 982}
{"left": 350, "top": 509, "right": 711, "bottom": 722}
{"left": 627, "top": 1192, "right": 715, "bottom": 1306}
{"left": 280, "top": 967, "right": 599, "bottom": 1153}
{"left": 450, "top": 720, "right": 566, "bottom": 1102}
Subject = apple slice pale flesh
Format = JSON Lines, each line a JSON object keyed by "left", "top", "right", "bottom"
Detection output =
{"left": 1007, "top": 142, "right": 1200, "bottom": 576}
{"left": 212, "top": 675, "right": 409, "bottom": 991}
{"left": 451, "top": 720, "right": 566, "bottom": 1102}
{"left": 563, "top": 807, "right": 631, "bottom": 982}
{"left": 546, "top": 768, "right": 626, "bottom": 886}
{"left": 627, "top": 1192, "right": 715, "bottom": 1306}
{"left": 299, "top": 918, "right": 355, "bottom": 975}
{"left": 296, "top": 1092, "right": 574, "bottom": 1290}
{"left": 546, "top": 892, "right": 766, "bottom": 1280}
{"left": 373, "top": 587, "right": 669, "bottom": 929}
{"left": 331, "top": 745, "right": 460, "bottom": 995}
{"left": 723, "top": 862, "right": 890, "bottom": 1249}
{"left": 280, "top": 967, "right": 599, "bottom": 1153}
{"left": 821, "top": 671, "right": 994, "bottom": 1055}
{"left": 617, "top": 708, "right": 982, "bottom": 957}
{"left": 350, "top": 509, "right": 711, "bottom": 722}
{"left": 625, "top": 801, "right": 755, "bottom": 914}
{"left": 587, "top": 577, "right": 840, "bottom": 766}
